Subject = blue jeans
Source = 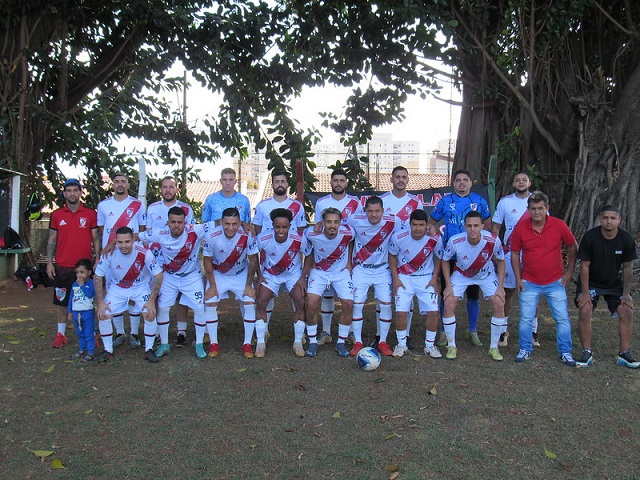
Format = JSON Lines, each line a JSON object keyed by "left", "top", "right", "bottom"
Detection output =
{"left": 518, "top": 279, "right": 572, "bottom": 354}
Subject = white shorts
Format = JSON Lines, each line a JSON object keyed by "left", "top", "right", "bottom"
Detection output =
{"left": 352, "top": 265, "right": 392, "bottom": 303}
{"left": 307, "top": 268, "right": 354, "bottom": 300}
{"left": 158, "top": 270, "right": 205, "bottom": 310}
{"left": 205, "top": 270, "right": 254, "bottom": 304}
{"left": 504, "top": 251, "right": 520, "bottom": 289}
{"left": 450, "top": 271, "right": 499, "bottom": 299}
{"left": 395, "top": 273, "right": 439, "bottom": 313}
{"left": 260, "top": 270, "right": 301, "bottom": 296}
{"left": 104, "top": 285, "right": 150, "bottom": 315}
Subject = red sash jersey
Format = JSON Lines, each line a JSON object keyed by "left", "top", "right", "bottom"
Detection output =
{"left": 49, "top": 204, "right": 98, "bottom": 268}
{"left": 509, "top": 216, "right": 576, "bottom": 285}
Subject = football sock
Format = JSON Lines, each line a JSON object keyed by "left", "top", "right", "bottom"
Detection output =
{"left": 177, "top": 321, "right": 187, "bottom": 336}
{"left": 99, "top": 319, "right": 113, "bottom": 353}
{"left": 294, "top": 320, "right": 306, "bottom": 343}
{"left": 205, "top": 306, "right": 219, "bottom": 344}
{"left": 193, "top": 309, "right": 206, "bottom": 344}
{"left": 396, "top": 329, "right": 407, "bottom": 348}
{"left": 406, "top": 308, "right": 413, "bottom": 337}
{"left": 306, "top": 324, "right": 318, "bottom": 344}
{"left": 337, "top": 323, "right": 349, "bottom": 344}
{"left": 255, "top": 319, "right": 267, "bottom": 344}
{"left": 242, "top": 303, "right": 256, "bottom": 345}
{"left": 425, "top": 330, "right": 437, "bottom": 348}
{"left": 129, "top": 314, "right": 140, "bottom": 336}
{"left": 157, "top": 306, "right": 171, "bottom": 344}
{"left": 490, "top": 317, "right": 505, "bottom": 349}
{"left": 443, "top": 315, "right": 457, "bottom": 347}
{"left": 112, "top": 314, "right": 125, "bottom": 335}
{"left": 379, "top": 318, "right": 392, "bottom": 343}
{"left": 57, "top": 322, "right": 66, "bottom": 335}
{"left": 321, "top": 295, "right": 334, "bottom": 334}
{"left": 143, "top": 319, "right": 157, "bottom": 351}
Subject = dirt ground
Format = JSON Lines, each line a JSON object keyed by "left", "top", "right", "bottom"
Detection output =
{"left": 1, "top": 278, "right": 640, "bottom": 480}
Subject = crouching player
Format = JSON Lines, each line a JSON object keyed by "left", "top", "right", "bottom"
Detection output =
{"left": 441, "top": 211, "right": 507, "bottom": 361}
{"left": 255, "top": 208, "right": 307, "bottom": 358}
{"left": 203, "top": 207, "right": 258, "bottom": 359}
{"left": 94, "top": 227, "right": 163, "bottom": 362}
{"left": 388, "top": 210, "right": 443, "bottom": 358}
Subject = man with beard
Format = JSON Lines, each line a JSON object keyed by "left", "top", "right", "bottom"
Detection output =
{"left": 202, "top": 168, "right": 251, "bottom": 226}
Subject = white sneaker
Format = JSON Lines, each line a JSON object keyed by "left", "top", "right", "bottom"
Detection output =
{"left": 424, "top": 345, "right": 442, "bottom": 358}
{"left": 393, "top": 344, "right": 408, "bottom": 358}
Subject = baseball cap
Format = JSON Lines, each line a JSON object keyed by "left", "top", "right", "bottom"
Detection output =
{"left": 63, "top": 178, "right": 83, "bottom": 189}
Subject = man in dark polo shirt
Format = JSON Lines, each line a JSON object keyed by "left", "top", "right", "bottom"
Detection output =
{"left": 47, "top": 179, "right": 100, "bottom": 348}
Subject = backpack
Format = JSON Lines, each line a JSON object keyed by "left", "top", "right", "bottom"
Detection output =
{"left": 24, "top": 192, "right": 43, "bottom": 221}
{"left": 4, "top": 227, "right": 26, "bottom": 249}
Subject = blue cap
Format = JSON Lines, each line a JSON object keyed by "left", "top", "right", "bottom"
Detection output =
{"left": 63, "top": 178, "right": 82, "bottom": 189}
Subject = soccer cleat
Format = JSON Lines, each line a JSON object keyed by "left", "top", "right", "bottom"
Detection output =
{"left": 466, "top": 330, "right": 483, "bottom": 347}
{"left": 369, "top": 335, "right": 380, "bottom": 349}
{"left": 293, "top": 342, "right": 305, "bottom": 357}
{"left": 145, "top": 350, "right": 160, "bottom": 363}
{"left": 437, "top": 332, "right": 448, "bottom": 347}
{"left": 208, "top": 343, "right": 220, "bottom": 358}
{"left": 514, "top": 349, "right": 531, "bottom": 363}
{"left": 255, "top": 342, "right": 266, "bottom": 358}
{"left": 93, "top": 350, "right": 114, "bottom": 363}
{"left": 393, "top": 344, "right": 408, "bottom": 358}
{"left": 130, "top": 334, "right": 141, "bottom": 349}
{"left": 336, "top": 343, "right": 349, "bottom": 357}
{"left": 498, "top": 331, "right": 509, "bottom": 347}
{"left": 488, "top": 347, "right": 503, "bottom": 361}
{"left": 532, "top": 332, "right": 541, "bottom": 347}
{"left": 112, "top": 333, "right": 126, "bottom": 348}
{"left": 195, "top": 343, "right": 206, "bottom": 359}
{"left": 317, "top": 331, "right": 332, "bottom": 345}
{"left": 306, "top": 343, "right": 318, "bottom": 357}
{"left": 424, "top": 345, "right": 442, "bottom": 358}
{"left": 617, "top": 351, "right": 640, "bottom": 369}
{"left": 175, "top": 333, "right": 187, "bottom": 348}
{"left": 377, "top": 341, "right": 393, "bottom": 356}
{"left": 155, "top": 343, "right": 171, "bottom": 357}
{"left": 242, "top": 343, "right": 254, "bottom": 359}
{"left": 350, "top": 342, "right": 364, "bottom": 356}
{"left": 560, "top": 352, "right": 576, "bottom": 367}
{"left": 406, "top": 336, "right": 416, "bottom": 351}
{"left": 576, "top": 350, "right": 594, "bottom": 367}
{"left": 445, "top": 346, "right": 457, "bottom": 360}
{"left": 50, "top": 332, "right": 67, "bottom": 348}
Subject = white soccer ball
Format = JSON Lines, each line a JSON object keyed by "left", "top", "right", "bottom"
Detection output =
{"left": 356, "top": 346, "right": 382, "bottom": 371}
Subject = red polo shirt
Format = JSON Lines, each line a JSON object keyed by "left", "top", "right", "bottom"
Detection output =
{"left": 49, "top": 204, "right": 98, "bottom": 268}
{"left": 510, "top": 216, "right": 575, "bottom": 285}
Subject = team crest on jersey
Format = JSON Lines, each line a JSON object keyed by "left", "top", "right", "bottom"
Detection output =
{"left": 470, "top": 204, "right": 478, "bottom": 211}
{"left": 287, "top": 250, "right": 295, "bottom": 258}
{"left": 339, "top": 245, "right": 346, "bottom": 252}
{"left": 185, "top": 242, "right": 193, "bottom": 250}
{"left": 481, "top": 252, "right": 489, "bottom": 259}
{"left": 55, "top": 287, "right": 67, "bottom": 301}
{"left": 134, "top": 261, "right": 142, "bottom": 272}
{"left": 236, "top": 246, "right": 243, "bottom": 253}
{"left": 380, "top": 231, "right": 387, "bottom": 239}
{"left": 423, "top": 247, "right": 430, "bottom": 255}
{"left": 126, "top": 208, "right": 134, "bottom": 218}
{"left": 405, "top": 206, "right": 412, "bottom": 214}
{"left": 79, "top": 217, "right": 87, "bottom": 228}
{"left": 344, "top": 207, "right": 352, "bottom": 215}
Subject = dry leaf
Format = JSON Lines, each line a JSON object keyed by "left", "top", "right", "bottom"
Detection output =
{"left": 44, "top": 365, "right": 55, "bottom": 374}
{"left": 332, "top": 411, "right": 341, "bottom": 419}
{"left": 8, "top": 340, "right": 20, "bottom": 344}
{"left": 428, "top": 387, "right": 437, "bottom": 395}
{"left": 44, "top": 411, "right": 55, "bottom": 415}
{"left": 383, "top": 464, "right": 400, "bottom": 472}
{"left": 83, "top": 409, "right": 93, "bottom": 414}
{"left": 236, "top": 368, "right": 247, "bottom": 373}
{"left": 375, "top": 377, "right": 385, "bottom": 383}
{"left": 412, "top": 356, "right": 421, "bottom": 362}
{"left": 50, "top": 458, "right": 66, "bottom": 469}
{"left": 6, "top": 335, "right": 16, "bottom": 340}
{"left": 30, "top": 449, "right": 54, "bottom": 461}
{"left": 389, "top": 472, "right": 400, "bottom": 480}
{"left": 544, "top": 448, "right": 557, "bottom": 459}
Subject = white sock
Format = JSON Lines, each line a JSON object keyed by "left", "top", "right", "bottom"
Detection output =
{"left": 129, "top": 314, "right": 140, "bottom": 336}
{"left": 99, "top": 319, "right": 113, "bottom": 353}
{"left": 57, "top": 323, "right": 67, "bottom": 335}
{"left": 425, "top": 330, "right": 437, "bottom": 348}
{"left": 503, "top": 316, "right": 509, "bottom": 334}
{"left": 243, "top": 303, "right": 256, "bottom": 345}
{"left": 294, "top": 320, "right": 306, "bottom": 343}
{"left": 443, "top": 315, "right": 457, "bottom": 347}
{"left": 205, "top": 306, "right": 219, "bottom": 344}
{"left": 266, "top": 297, "right": 274, "bottom": 325}
{"left": 375, "top": 301, "right": 381, "bottom": 335}
{"left": 379, "top": 318, "right": 392, "bottom": 343}
{"left": 307, "top": 324, "right": 318, "bottom": 344}
{"left": 255, "top": 319, "right": 267, "bottom": 343}
{"left": 112, "top": 314, "right": 125, "bottom": 335}
{"left": 406, "top": 308, "right": 414, "bottom": 337}
{"left": 321, "top": 295, "right": 334, "bottom": 334}
{"left": 143, "top": 319, "right": 157, "bottom": 351}
{"left": 490, "top": 317, "right": 505, "bottom": 349}
{"left": 352, "top": 303, "right": 365, "bottom": 343}
{"left": 396, "top": 329, "right": 407, "bottom": 347}
{"left": 532, "top": 317, "right": 538, "bottom": 334}
{"left": 177, "top": 321, "right": 187, "bottom": 335}
{"left": 337, "top": 324, "right": 349, "bottom": 344}
{"left": 194, "top": 308, "right": 205, "bottom": 344}
{"left": 157, "top": 306, "right": 171, "bottom": 344}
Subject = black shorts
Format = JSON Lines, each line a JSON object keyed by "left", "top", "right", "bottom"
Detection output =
{"left": 574, "top": 286, "right": 624, "bottom": 316}
{"left": 52, "top": 265, "right": 75, "bottom": 307}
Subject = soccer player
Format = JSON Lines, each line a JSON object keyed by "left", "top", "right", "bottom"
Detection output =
{"left": 302, "top": 207, "right": 356, "bottom": 357}
{"left": 146, "top": 175, "right": 195, "bottom": 347}
{"left": 203, "top": 208, "right": 258, "bottom": 359}
{"left": 441, "top": 211, "right": 507, "bottom": 361}
{"left": 254, "top": 208, "right": 307, "bottom": 358}
{"left": 346, "top": 196, "right": 395, "bottom": 356}
{"left": 201, "top": 167, "right": 252, "bottom": 226}
{"left": 575, "top": 205, "right": 639, "bottom": 368}
{"left": 314, "top": 168, "right": 363, "bottom": 346}
{"left": 47, "top": 179, "right": 100, "bottom": 349}
{"left": 139, "top": 206, "right": 208, "bottom": 359}
{"left": 510, "top": 191, "right": 577, "bottom": 366}
{"left": 97, "top": 172, "right": 147, "bottom": 348}
{"left": 388, "top": 209, "right": 444, "bottom": 358}
{"left": 94, "top": 227, "right": 163, "bottom": 363}
{"left": 430, "top": 169, "right": 491, "bottom": 347}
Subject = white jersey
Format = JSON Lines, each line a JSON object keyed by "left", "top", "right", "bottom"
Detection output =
{"left": 380, "top": 191, "right": 424, "bottom": 232}
{"left": 492, "top": 193, "right": 530, "bottom": 252}
{"left": 314, "top": 194, "right": 363, "bottom": 224}
{"left": 257, "top": 231, "right": 306, "bottom": 277}
{"left": 252, "top": 196, "right": 306, "bottom": 231}
{"left": 443, "top": 231, "right": 505, "bottom": 280}
{"left": 203, "top": 225, "right": 257, "bottom": 275}
{"left": 139, "top": 223, "right": 209, "bottom": 276}
{"left": 146, "top": 200, "right": 195, "bottom": 232}
{"left": 97, "top": 196, "right": 146, "bottom": 248}
{"left": 389, "top": 231, "right": 443, "bottom": 276}
{"left": 95, "top": 242, "right": 162, "bottom": 289}
{"left": 304, "top": 225, "right": 354, "bottom": 273}
{"left": 346, "top": 213, "right": 395, "bottom": 266}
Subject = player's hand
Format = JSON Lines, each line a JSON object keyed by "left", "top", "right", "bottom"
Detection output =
{"left": 204, "top": 285, "right": 218, "bottom": 302}
{"left": 313, "top": 221, "right": 324, "bottom": 233}
{"left": 559, "top": 271, "right": 572, "bottom": 286}
{"left": 241, "top": 222, "right": 256, "bottom": 236}
{"left": 576, "top": 292, "right": 592, "bottom": 309}
{"left": 392, "top": 280, "right": 405, "bottom": 297}
{"left": 66, "top": 312, "right": 73, "bottom": 322}
{"left": 101, "top": 240, "right": 116, "bottom": 257}
{"left": 97, "top": 302, "right": 112, "bottom": 321}
{"left": 46, "top": 263, "right": 56, "bottom": 280}
{"left": 294, "top": 277, "right": 307, "bottom": 295}
{"left": 621, "top": 294, "right": 634, "bottom": 310}
{"left": 443, "top": 286, "right": 454, "bottom": 299}
{"left": 142, "top": 302, "right": 156, "bottom": 321}
{"left": 516, "top": 279, "right": 525, "bottom": 292}
{"left": 426, "top": 224, "right": 438, "bottom": 237}
{"left": 494, "top": 286, "right": 505, "bottom": 302}
{"left": 426, "top": 278, "right": 440, "bottom": 295}
{"left": 243, "top": 284, "right": 256, "bottom": 300}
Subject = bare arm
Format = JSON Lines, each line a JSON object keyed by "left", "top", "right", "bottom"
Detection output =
{"left": 94, "top": 275, "right": 111, "bottom": 320}
{"left": 441, "top": 258, "right": 453, "bottom": 298}
{"left": 491, "top": 221, "right": 502, "bottom": 235}
{"left": 142, "top": 273, "right": 163, "bottom": 320}
{"left": 511, "top": 249, "right": 523, "bottom": 291}
{"left": 561, "top": 241, "right": 578, "bottom": 286}
{"left": 622, "top": 261, "right": 634, "bottom": 309}
{"left": 388, "top": 253, "right": 404, "bottom": 297}
{"left": 577, "top": 259, "right": 592, "bottom": 308}
{"left": 91, "top": 227, "right": 101, "bottom": 260}
{"left": 203, "top": 256, "right": 218, "bottom": 302}
{"left": 46, "top": 229, "right": 58, "bottom": 279}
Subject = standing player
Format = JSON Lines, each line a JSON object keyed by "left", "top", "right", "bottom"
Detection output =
{"left": 441, "top": 212, "right": 507, "bottom": 361}
{"left": 254, "top": 209, "right": 307, "bottom": 358}
{"left": 146, "top": 175, "right": 195, "bottom": 347}
{"left": 429, "top": 169, "right": 491, "bottom": 347}
{"left": 388, "top": 209, "right": 444, "bottom": 358}
{"left": 575, "top": 205, "right": 638, "bottom": 368}
{"left": 47, "top": 179, "right": 100, "bottom": 349}
{"left": 203, "top": 208, "right": 258, "bottom": 359}
{"left": 313, "top": 168, "right": 363, "bottom": 345}
{"left": 97, "top": 172, "right": 146, "bottom": 347}
{"left": 94, "top": 227, "right": 163, "bottom": 363}
{"left": 302, "top": 208, "right": 356, "bottom": 357}
{"left": 202, "top": 167, "right": 251, "bottom": 226}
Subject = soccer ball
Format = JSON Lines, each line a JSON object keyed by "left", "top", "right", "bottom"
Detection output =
{"left": 356, "top": 347, "right": 382, "bottom": 371}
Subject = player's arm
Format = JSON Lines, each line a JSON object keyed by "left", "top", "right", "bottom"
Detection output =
{"left": 427, "top": 256, "right": 441, "bottom": 294}
{"left": 346, "top": 240, "right": 354, "bottom": 273}
{"left": 93, "top": 275, "right": 112, "bottom": 320}
{"left": 91, "top": 227, "right": 101, "bottom": 260}
{"left": 490, "top": 221, "right": 502, "bottom": 236}
{"left": 143, "top": 272, "right": 163, "bottom": 320}
{"left": 241, "top": 221, "right": 256, "bottom": 236}
{"left": 441, "top": 258, "right": 454, "bottom": 299}
{"left": 244, "top": 255, "right": 258, "bottom": 299}
{"left": 622, "top": 261, "right": 634, "bottom": 309}
{"left": 561, "top": 241, "right": 578, "bottom": 286}
{"left": 253, "top": 224, "right": 262, "bottom": 236}
{"left": 510, "top": 248, "right": 524, "bottom": 292}
{"left": 494, "top": 258, "right": 506, "bottom": 300}
{"left": 388, "top": 253, "right": 404, "bottom": 297}
{"left": 577, "top": 259, "right": 592, "bottom": 308}
{"left": 46, "top": 228, "right": 58, "bottom": 279}
{"left": 202, "top": 256, "right": 218, "bottom": 302}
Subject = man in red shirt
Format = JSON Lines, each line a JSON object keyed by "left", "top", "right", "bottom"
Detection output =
{"left": 47, "top": 179, "right": 101, "bottom": 348}
{"left": 510, "top": 191, "right": 577, "bottom": 366}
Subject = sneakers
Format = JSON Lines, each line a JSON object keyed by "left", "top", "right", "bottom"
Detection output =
{"left": 445, "top": 346, "right": 457, "bottom": 360}
{"left": 576, "top": 350, "right": 594, "bottom": 367}
{"left": 617, "top": 351, "right": 640, "bottom": 369}
{"left": 130, "top": 334, "right": 141, "bottom": 349}
{"left": 155, "top": 343, "right": 171, "bottom": 357}
{"left": 369, "top": 335, "right": 380, "bottom": 349}
{"left": 208, "top": 343, "right": 220, "bottom": 358}
{"left": 498, "top": 331, "right": 509, "bottom": 347}
{"left": 145, "top": 350, "right": 160, "bottom": 363}
{"left": 113, "top": 333, "right": 126, "bottom": 348}
{"left": 350, "top": 342, "right": 363, "bottom": 356}
{"left": 70, "top": 351, "right": 85, "bottom": 360}
{"left": 347, "top": 332, "right": 356, "bottom": 345}
{"left": 532, "top": 332, "right": 540, "bottom": 347}
{"left": 255, "top": 342, "right": 266, "bottom": 358}
{"left": 242, "top": 343, "right": 254, "bottom": 359}
{"left": 175, "top": 333, "right": 187, "bottom": 347}
{"left": 293, "top": 342, "right": 305, "bottom": 357}
{"left": 560, "top": 352, "right": 576, "bottom": 367}
{"left": 336, "top": 343, "right": 349, "bottom": 357}
{"left": 195, "top": 343, "right": 206, "bottom": 359}
{"left": 466, "top": 331, "right": 483, "bottom": 347}
{"left": 93, "top": 350, "right": 114, "bottom": 363}
{"left": 488, "top": 347, "right": 503, "bottom": 361}
{"left": 424, "top": 345, "right": 442, "bottom": 358}
{"left": 50, "top": 332, "right": 67, "bottom": 348}
{"left": 377, "top": 341, "right": 393, "bottom": 356}
{"left": 393, "top": 344, "right": 408, "bottom": 358}
{"left": 514, "top": 349, "right": 531, "bottom": 363}
{"left": 317, "top": 331, "right": 332, "bottom": 345}
{"left": 306, "top": 343, "right": 318, "bottom": 357}
{"left": 406, "top": 336, "right": 416, "bottom": 350}
{"left": 81, "top": 354, "right": 94, "bottom": 362}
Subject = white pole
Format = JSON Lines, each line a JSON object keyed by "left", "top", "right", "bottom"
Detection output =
{"left": 10, "top": 175, "right": 20, "bottom": 232}
{"left": 138, "top": 158, "right": 147, "bottom": 208}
